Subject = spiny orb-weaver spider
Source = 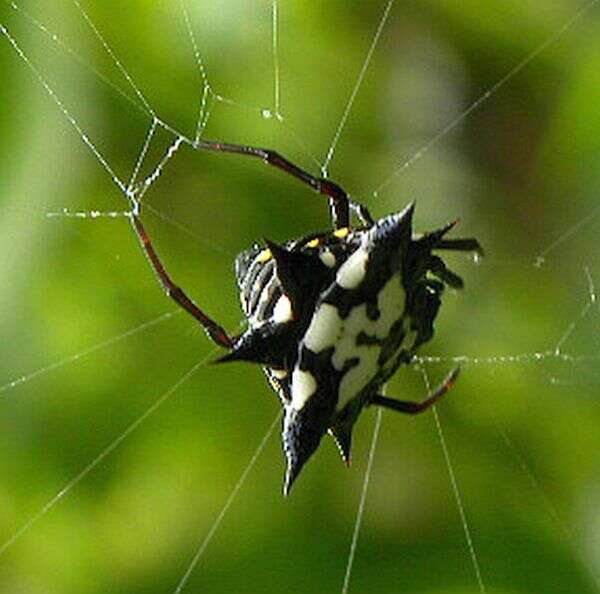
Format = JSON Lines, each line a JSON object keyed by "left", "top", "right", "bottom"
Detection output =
{"left": 130, "top": 140, "right": 482, "bottom": 495}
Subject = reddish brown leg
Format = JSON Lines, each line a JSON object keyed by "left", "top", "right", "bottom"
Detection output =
{"left": 371, "top": 367, "right": 460, "bottom": 414}
{"left": 130, "top": 214, "right": 233, "bottom": 349}
{"left": 194, "top": 139, "right": 351, "bottom": 229}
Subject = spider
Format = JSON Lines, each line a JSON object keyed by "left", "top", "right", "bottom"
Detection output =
{"left": 130, "top": 140, "right": 482, "bottom": 495}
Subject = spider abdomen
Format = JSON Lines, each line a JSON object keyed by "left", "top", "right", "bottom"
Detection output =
{"left": 224, "top": 202, "right": 476, "bottom": 494}
{"left": 297, "top": 272, "right": 409, "bottom": 414}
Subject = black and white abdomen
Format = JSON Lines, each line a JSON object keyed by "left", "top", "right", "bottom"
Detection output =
{"left": 228, "top": 203, "right": 476, "bottom": 494}
{"left": 290, "top": 260, "right": 415, "bottom": 417}
{"left": 235, "top": 245, "right": 293, "bottom": 328}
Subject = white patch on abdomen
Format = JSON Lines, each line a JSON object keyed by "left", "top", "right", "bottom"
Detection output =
{"left": 332, "top": 303, "right": 379, "bottom": 410}
{"left": 331, "top": 304, "right": 374, "bottom": 370}
{"left": 299, "top": 273, "right": 407, "bottom": 412}
{"left": 273, "top": 294, "right": 293, "bottom": 324}
{"left": 290, "top": 369, "right": 317, "bottom": 410}
{"left": 319, "top": 251, "right": 336, "bottom": 268}
{"left": 374, "top": 276, "right": 406, "bottom": 338}
{"left": 337, "top": 348, "right": 380, "bottom": 410}
{"left": 333, "top": 275, "right": 406, "bottom": 411}
{"left": 270, "top": 368, "right": 288, "bottom": 380}
{"left": 303, "top": 303, "right": 343, "bottom": 353}
{"left": 336, "top": 247, "right": 369, "bottom": 289}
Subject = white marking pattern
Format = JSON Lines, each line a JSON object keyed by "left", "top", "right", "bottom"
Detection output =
{"left": 273, "top": 294, "right": 293, "bottom": 324}
{"left": 336, "top": 246, "right": 369, "bottom": 289}
{"left": 319, "top": 251, "right": 336, "bottom": 268}
{"left": 299, "top": 273, "right": 407, "bottom": 412}
{"left": 291, "top": 369, "right": 317, "bottom": 410}
{"left": 303, "top": 303, "right": 343, "bottom": 353}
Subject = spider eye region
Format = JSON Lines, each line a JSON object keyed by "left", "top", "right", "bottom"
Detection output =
{"left": 227, "top": 202, "right": 476, "bottom": 494}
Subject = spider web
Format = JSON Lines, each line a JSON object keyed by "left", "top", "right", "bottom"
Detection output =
{"left": 1, "top": 1, "right": 600, "bottom": 593}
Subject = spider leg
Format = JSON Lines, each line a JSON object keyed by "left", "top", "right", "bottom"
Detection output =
{"left": 435, "top": 238, "right": 483, "bottom": 256}
{"left": 350, "top": 200, "right": 375, "bottom": 227}
{"left": 429, "top": 255, "right": 464, "bottom": 289}
{"left": 130, "top": 214, "right": 233, "bottom": 349}
{"left": 370, "top": 366, "right": 460, "bottom": 414}
{"left": 194, "top": 139, "right": 351, "bottom": 229}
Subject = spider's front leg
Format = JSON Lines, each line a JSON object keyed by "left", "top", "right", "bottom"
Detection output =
{"left": 370, "top": 366, "right": 460, "bottom": 414}
{"left": 130, "top": 213, "right": 233, "bottom": 349}
{"left": 349, "top": 200, "right": 375, "bottom": 227}
{"left": 194, "top": 139, "right": 357, "bottom": 230}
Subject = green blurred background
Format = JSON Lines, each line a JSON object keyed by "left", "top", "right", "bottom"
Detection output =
{"left": 1, "top": 1, "right": 600, "bottom": 593}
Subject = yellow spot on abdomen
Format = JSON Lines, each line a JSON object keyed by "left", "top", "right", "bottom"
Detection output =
{"left": 257, "top": 248, "right": 272, "bottom": 263}
{"left": 334, "top": 227, "right": 350, "bottom": 239}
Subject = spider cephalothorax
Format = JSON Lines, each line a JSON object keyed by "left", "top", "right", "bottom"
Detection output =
{"left": 130, "top": 140, "right": 481, "bottom": 495}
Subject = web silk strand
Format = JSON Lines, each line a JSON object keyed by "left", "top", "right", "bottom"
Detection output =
{"left": 341, "top": 407, "right": 383, "bottom": 594}
{"left": 71, "top": 0, "right": 154, "bottom": 116}
{"left": 493, "top": 422, "right": 600, "bottom": 591}
{"left": 373, "top": 0, "right": 600, "bottom": 196}
{"left": 0, "top": 311, "right": 178, "bottom": 397}
{"left": 0, "top": 24, "right": 127, "bottom": 195}
{"left": 432, "top": 405, "right": 486, "bottom": 592}
{"left": 173, "top": 413, "right": 281, "bottom": 594}
{"left": 3, "top": 0, "right": 145, "bottom": 114}
{"left": 0, "top": 355, "right": 212, "bottom": 557}
{"left": 323, "top": 0, "right": 394, "bottom": 174}
{"left": 272, "top": 0, "right": 281, "bottom": 117}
